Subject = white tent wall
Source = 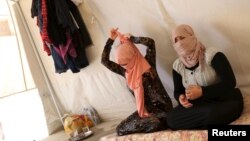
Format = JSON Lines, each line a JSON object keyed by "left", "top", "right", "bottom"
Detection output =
{"left": 7, "top": 1, "right": 64, "bottom": 134}
{"left": 16, "top": 0, "right": 250, "bottom": 134}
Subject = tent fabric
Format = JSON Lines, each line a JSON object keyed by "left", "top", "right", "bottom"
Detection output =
{"left": 8, "top": 2, "right": 64, "bottom": 134}
{"left": 17, "top": 0, "right": 250, "bottom": 134}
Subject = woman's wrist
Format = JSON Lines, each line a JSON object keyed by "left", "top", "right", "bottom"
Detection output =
{"left": 109, "top": 37, "right": 116, "bottom": 40}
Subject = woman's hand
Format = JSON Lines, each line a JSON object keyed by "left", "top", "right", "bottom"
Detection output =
{"left": 179, "top": 94, "right": 193, "bottom": 108}
{"left": 123, "top": 33, "right": 131, "bottom": 39}
{"left": 117, "top": 32, "right": 131, "bottom": 43}
{"left": 110, "top": 28, "right": 119, "bottom": 40}
{"left": 185, "top": 85, "right": 203, "bottom": 100}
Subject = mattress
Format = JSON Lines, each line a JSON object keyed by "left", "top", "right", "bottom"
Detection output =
{"left": 99, "top": 94, "right": 250, "bottom": 141}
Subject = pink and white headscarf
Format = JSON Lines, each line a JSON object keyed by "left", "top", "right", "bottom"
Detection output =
{"left": 115, "top": 33, "right": 151, "bottom": 117}
{"left": 172, "top": 24, "right": 205, "bottom": 69}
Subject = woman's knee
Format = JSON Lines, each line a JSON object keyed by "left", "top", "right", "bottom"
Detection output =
{"left": 166, "top": 111, "right": 180, "bottom": 129}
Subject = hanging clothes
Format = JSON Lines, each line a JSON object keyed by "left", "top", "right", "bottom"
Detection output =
{"left": 31, "top": 0, "right": 92, "bottom": 73}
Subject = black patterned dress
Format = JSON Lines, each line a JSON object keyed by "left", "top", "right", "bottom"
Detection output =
{"left": 101, "top": 36, "right": 173, "bottom": 135}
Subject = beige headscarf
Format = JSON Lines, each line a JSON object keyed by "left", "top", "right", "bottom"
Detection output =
{"left": 172, "top": 24, "right": 205, "bottom": 69}
{"left": 115, "top": 33, "right": 151, "bottom": 117}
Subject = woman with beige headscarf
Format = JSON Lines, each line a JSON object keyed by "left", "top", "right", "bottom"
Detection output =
{"left": 166, "top": 24, "right": 243, "bottom": 129}
{"left": 101, "top": 28, "right": 173, "bottom": 135}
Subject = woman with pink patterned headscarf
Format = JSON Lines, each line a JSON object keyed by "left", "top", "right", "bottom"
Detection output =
{"left": 101, "top": 28, "right": 173, "bottom": 136}
{"left": 166, "top": 24, "right": 243, "bottom": 130}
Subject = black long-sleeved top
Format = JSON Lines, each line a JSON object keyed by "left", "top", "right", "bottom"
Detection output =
{"left": 101, "top": 36, "right": 173, "bottom": 113}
